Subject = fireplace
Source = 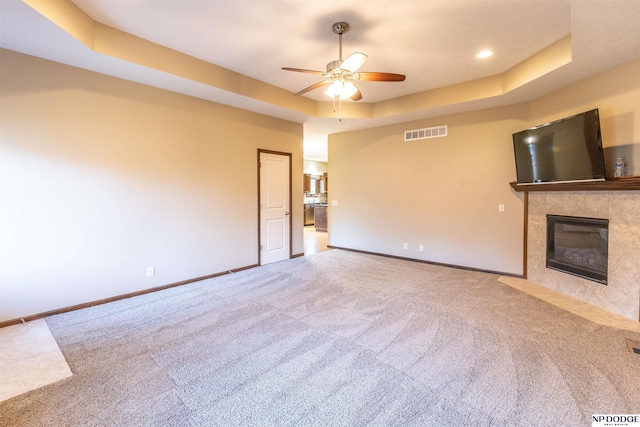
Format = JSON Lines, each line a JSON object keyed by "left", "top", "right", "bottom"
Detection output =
{"left": 546, "top": 215, "right": 609, "bottom": 285}
{"left": 522, "top": 189, "right": 639, "bottom": 320}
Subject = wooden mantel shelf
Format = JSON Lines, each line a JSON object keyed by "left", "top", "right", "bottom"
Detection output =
{"left": 510, "top": 176, "right": 640, "bottom": 192}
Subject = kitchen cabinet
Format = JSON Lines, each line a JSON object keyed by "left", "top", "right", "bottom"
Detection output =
{"left": 304, "top": 173, "right": 328, "bottom": 195}
{"left": 318, "top": 174, "right": 327, "bottom": 194}
{"left": 303, "top": 174, "right": 311, "bottom": 193}
{"left": 314, "top": 205, "right": 327, "bottom": 232}
{"left": 304, "top": 174, "right": 318, "bottom": 194}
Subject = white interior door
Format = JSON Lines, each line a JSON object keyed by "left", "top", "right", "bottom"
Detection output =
{"left": 259, "top": 152, "right": 291, "bottom": 265}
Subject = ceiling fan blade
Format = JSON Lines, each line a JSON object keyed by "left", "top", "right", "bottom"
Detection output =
{"left": 282, "top": 67, "right": 325, "bottom": 75}
{"left": 350, "top": 85, "right": 363, "bottom": 101}
{"left": 357, "top": 72, "right": 406, "bottom": 82}
{"left": 340, "top": 52, "right": 367, "bottom": 72}
{"left": 295, "top": 80, "right": 331, "bottom": 95}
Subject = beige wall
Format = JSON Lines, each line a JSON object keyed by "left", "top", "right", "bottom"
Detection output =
{"left": 0, "top": 49, "right": 304, "bottom": 323}
{"left": 329, "top": 105, "right": 529, "bottom": 275}
{"left": 528, "top": 58, "right": 640, "bottom": 176}
{"left": 2, "top": 48, "right": 638, "bottom": 323}
{"left": 328, "top": 58, "right": 640, "bottom": 278}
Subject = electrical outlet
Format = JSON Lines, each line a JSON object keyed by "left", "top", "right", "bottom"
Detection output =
{"left": 331, "top": 200, "right": 338, "bottom": 206}
{"left": 498, "top": 204, "right": 505, "bottom": 212}
{"left": 147, "top": 267, "right": 155, "bottom": 277}
{"left": 419, "top": 245, "right": 424, "bottom": 252}
{"left": 403, "top": 243, "right": 408, "bottom": 250}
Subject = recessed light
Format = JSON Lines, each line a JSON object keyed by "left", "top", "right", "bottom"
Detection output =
{"left": 476, "top": 50, "right": 493, "bottom": 59}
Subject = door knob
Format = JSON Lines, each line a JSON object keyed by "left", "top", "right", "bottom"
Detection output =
{"left": 285, "top": 211, "right": 290, "bottom": 215}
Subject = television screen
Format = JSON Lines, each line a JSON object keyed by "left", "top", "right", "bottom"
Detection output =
{"left": 512, "top": 109, "right": 606, "bottom": 184}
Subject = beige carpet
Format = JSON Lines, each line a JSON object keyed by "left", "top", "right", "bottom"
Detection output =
{"left": 1, "top": 250, "right": 639, "bottom": 426}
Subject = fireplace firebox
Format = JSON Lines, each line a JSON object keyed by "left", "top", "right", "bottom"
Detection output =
{"left": 546, "top": 215, "right": 609, "bottom": 285}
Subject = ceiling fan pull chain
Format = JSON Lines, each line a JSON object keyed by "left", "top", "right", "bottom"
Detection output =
{"left": 331, "top": 94, "right": 344, "bottom": 122}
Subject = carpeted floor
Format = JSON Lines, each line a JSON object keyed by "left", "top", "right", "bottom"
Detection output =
{"left": 1, "top": 249, "right": 639, "bottom": 426}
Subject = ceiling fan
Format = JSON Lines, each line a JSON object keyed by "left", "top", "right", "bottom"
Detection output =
{"left": 282, "top": 22, "right": 406, "bottom": 102}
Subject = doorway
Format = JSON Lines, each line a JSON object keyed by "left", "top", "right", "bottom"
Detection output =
{"left": 304, "top": 225, "right": 330, "bottom": 255}
{"left": 258, "top": 150, "right": 292, "bottom": 265}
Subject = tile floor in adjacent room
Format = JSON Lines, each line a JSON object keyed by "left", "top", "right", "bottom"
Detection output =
{"left": 304, "top": 225, "right": 330, "bottom": 255}
{"left": 0, "top": 319, "right": 72, "bottom": 402}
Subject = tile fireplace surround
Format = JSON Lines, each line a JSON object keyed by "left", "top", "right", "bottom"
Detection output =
{"left": 526, "top": 190, "right": 640, "bottom": 321}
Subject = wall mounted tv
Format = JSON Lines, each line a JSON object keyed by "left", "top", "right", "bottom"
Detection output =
{"left": 512, "top": 109, "right": 606, "bottom": 185}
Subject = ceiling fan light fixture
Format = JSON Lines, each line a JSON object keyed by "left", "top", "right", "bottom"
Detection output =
{"left": 324, "top": 81, "right": 358, "bottom": 99}
{"left": 283, "top": 21, "right": 406, "bottom": 101}
{"left": 340, "top": 52, "right": 367, "bottom": 72}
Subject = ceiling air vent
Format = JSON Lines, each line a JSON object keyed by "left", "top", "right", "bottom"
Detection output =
{"left": 404, "top": 125, "right": 447, "bottom": 142}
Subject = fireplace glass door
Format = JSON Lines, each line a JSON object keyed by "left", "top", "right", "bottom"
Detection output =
{"left": 546, "top": 215, "right": 609, "bottom": 285}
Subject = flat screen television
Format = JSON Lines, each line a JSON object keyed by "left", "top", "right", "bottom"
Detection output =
{"left": 512, "top": 109, "right": 606, "bottom": 184}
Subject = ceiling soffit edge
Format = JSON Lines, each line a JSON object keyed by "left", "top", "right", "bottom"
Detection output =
{"left": 23, "top": 0, "right": 572, "bottom": 122}
{"left": 23, "top": 0, "right": 316, "bottom": 116}
{"left": 374, "top": 35, "right": 572, "bottom": 119}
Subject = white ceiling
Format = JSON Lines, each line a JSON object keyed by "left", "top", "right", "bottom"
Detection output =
{"left": 1, "top": 0, "right": 639, "bottom": 161}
